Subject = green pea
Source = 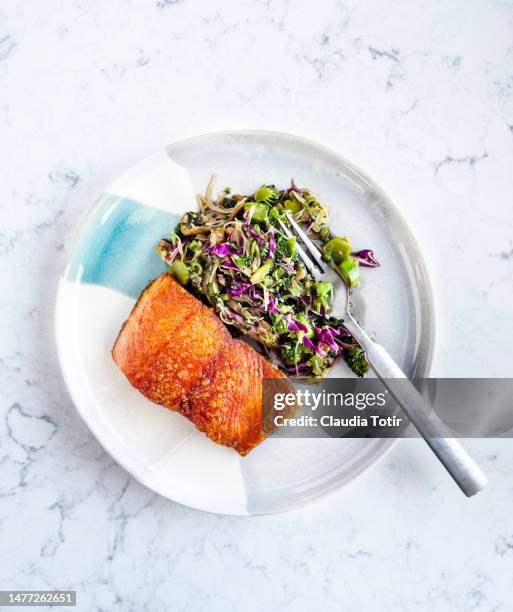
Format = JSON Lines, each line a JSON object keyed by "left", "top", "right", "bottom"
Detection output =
{"left": 284, "top": 199, "right": 302, "bottom": 214}
{"left": 170, "top": 260, "right": 189, "bottom": 285}
{"left": 324, "top": 237, "right": 352, "bottom": 264}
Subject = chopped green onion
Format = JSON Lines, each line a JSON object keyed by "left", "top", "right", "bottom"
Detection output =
{"left": 169, "top": 260, "right": 189, "bottom": 286}
{"left": 250, "top": 260, "right": 273, "bottom": 284}
{"left": 245, "top": 202, "right": 269, "bottom": 223}
{"left": 315, "top": 281, "right": 332, "bottom": 300}
{"left": 323, "top": 237, "right": 351, "bottom": 264}
{"left": 289, "top": 280, "right": 301, "bottom": 296}
{"left": 207, "top": 279, "right": 219, "bottom": 297}
{"left": 338, "top": 257, "right": 360, "bottom": 287}
{"left": 284, "top": 199, "right": 302, "bottom": 214}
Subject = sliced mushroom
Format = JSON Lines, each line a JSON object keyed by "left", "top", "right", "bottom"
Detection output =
{"left": 155, "top": 239, "right": 175, "bottom": 264}
{"left": 179, "top": 212, "right": 211, "bottom": 235}
{"left": 209, "top": 227, "right": 225, "bottom": 246}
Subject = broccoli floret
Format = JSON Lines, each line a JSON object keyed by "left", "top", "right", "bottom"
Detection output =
{"left": 271, "top": 315, "right": 289, "bottom": 335}
{"left": 188, "top": 239, "right": 202, "bottom": 252}
{"left": 280, "top": 342, "right": 305, "bottom": 366}
{"left": 232, "top": 254, "right": 250, "bottom": 270}
{"left": 271, "top": 267, "right": 292, "bottom": 291}
{"left": 307, "top": 354, "right": 325, "bottom": 377}
{"left": 274, "top": 234, "right": 289, "bottom": 260}
{"left": 345, "top": 346, "right": 369, "bottom": 377}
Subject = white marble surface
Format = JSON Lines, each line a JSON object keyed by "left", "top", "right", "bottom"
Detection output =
{"left": 1, "top": 0, "right": 513, "bottom": 610}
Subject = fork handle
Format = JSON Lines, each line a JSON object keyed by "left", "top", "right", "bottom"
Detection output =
{"left": 343, "top": 316, "right": 487, "bottom": 497}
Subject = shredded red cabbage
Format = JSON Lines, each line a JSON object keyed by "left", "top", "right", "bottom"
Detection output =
{"left": 209, "top": 243, "right": 242, "bottom": 257}
{"left": 352, "top": 249, "right": 380, "bottom": 268}
{"left": 268, "top": 232, "right": 277, "bottom": 258}
{"left": 287, "top": 318, "right": 299, "bottom": 332}
{"left": 267, "top": 295, "right": 280, "bottom": 314}
{"left": 315, "top": 327, "right": 339, "bottom": 353}
{"left": 243, "top": 223, "right": 265, "bottom": 244}
{"left": 220, "top": 261, "right": 240, "bottom": 271}
{"left": 296, "top": 320, "right": 309, "bottom": 333}
{"left": 228, "top": 283, "right": 251, "bottom": 297}
{"left": 303, "top": 337, "right": 315, "bottom": 350}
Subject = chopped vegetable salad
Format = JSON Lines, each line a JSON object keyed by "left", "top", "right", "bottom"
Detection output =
{"left": 156, "top": 178, "right": 379, "bottom": 377}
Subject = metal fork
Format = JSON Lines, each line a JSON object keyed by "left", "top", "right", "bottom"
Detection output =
{"left": 279, "top": 211, "right": 487, "bottom": 497}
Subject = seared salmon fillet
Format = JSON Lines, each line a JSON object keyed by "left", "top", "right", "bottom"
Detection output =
{"left": 112, "top": 273, "right": 285, "bottom": 455}
{"left": 112, "top": 273, "right": 231, "bottom": 409}
{"left": 189, "top": 339, "right": 276, "bottom": 455}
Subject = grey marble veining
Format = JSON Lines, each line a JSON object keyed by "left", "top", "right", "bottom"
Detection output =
{"left": 1, "top": 0, "right": 513, "bottom": 610}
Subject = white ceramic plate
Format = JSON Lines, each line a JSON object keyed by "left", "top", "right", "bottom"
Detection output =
{"left": 55, "top": 131, "right": 435, "bottom": 515}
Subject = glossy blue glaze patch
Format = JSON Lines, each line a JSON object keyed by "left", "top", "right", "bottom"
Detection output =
{"left": 66, "top": 193, "right": 178, "bottom": 299}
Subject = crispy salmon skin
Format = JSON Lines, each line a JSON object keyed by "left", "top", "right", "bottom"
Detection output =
{"left": 112, "top": 273, "right": 285, "bottom": 455}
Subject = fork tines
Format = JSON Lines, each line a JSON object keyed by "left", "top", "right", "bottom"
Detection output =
{"left": 278, "top": 211, "right": 327, "bottom": 279}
